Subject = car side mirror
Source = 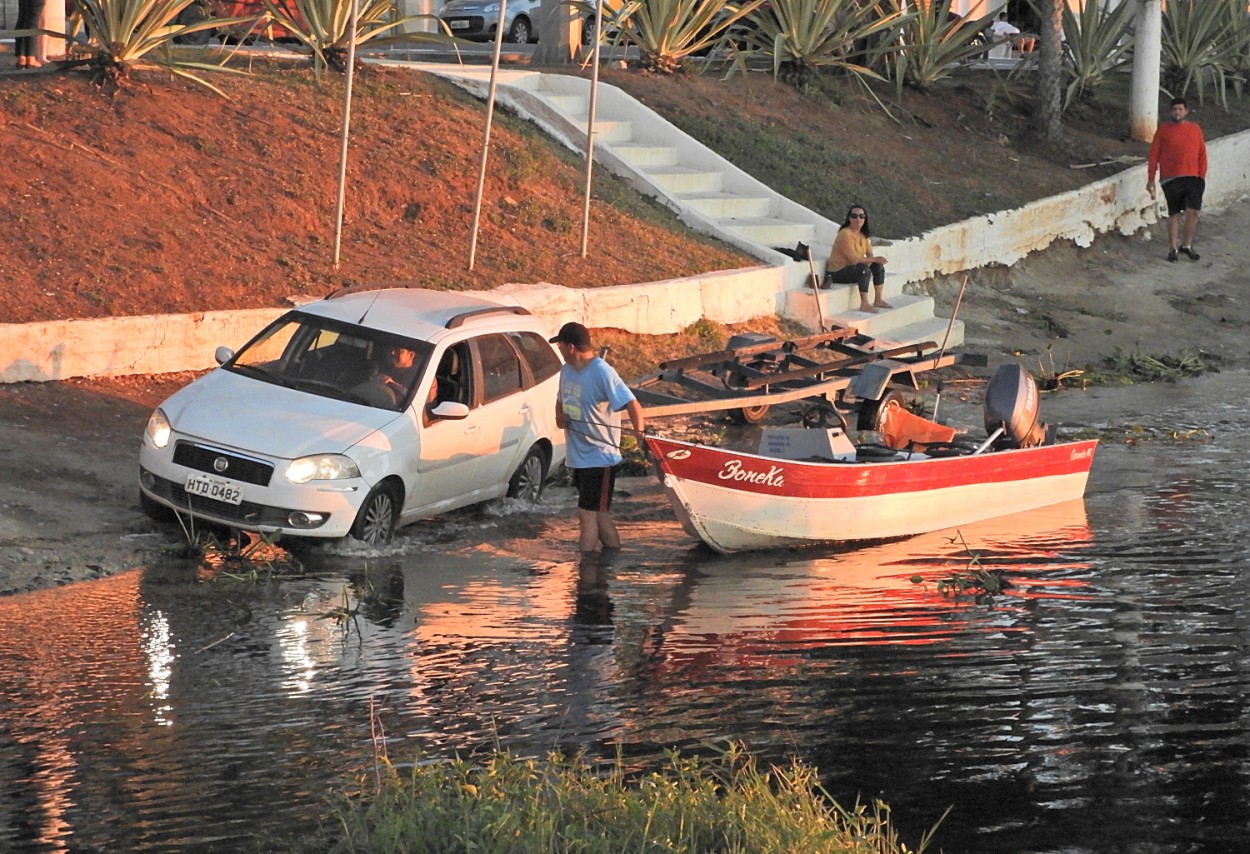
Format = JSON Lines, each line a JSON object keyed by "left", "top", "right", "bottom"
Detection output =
{"left": 214, "top": 345, "right": 234, "bottom": 365}
{"left": 430, "top": 401, "right": 469, "bottom": 420}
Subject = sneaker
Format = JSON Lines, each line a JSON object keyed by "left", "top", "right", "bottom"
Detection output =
{"left": 1179, "top": 246, "right": 1200, "bottom": 261}
{"left": 1166, "top": 249, "right": 1178, "bottom": 262}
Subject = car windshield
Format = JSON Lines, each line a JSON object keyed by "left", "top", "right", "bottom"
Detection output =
{"left": 226, "top": 312, "right": 434, "bottom": 411}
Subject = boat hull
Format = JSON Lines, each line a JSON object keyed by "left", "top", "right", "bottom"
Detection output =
{"left": 645, "top": 436, "right": 1098, "bottom": 554}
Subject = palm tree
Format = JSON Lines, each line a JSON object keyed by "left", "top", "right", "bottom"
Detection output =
{"left": 1033, "top": 0, "right": 1063, "bottom": 142}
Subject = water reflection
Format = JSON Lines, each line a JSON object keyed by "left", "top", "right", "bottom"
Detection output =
{"left": 4, "top": 429, "right": 1250, "bottom": 852}
{"left": 655, "top": 500, "right": 1093, "bottom": 669}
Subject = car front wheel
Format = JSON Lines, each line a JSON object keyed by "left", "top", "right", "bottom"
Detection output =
{"left": 506, "top": 446, "right": 548, "bottom": 502}
{"left": 351, "top": 484, "right": 399, "bottom": 544}
{"left": 507, "top": 17, "right": 531, "bottom": 44}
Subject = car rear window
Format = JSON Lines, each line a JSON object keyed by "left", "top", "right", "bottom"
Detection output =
{"left": 511, "top": 331, "right": 561, "bottom": 384}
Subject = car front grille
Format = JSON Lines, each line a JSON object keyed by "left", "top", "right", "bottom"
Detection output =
{"left": 173, "top": 441, "right": 274, "bottom": 486}
{"left": 143, "top": 471, "right": 302, "bottom": 528}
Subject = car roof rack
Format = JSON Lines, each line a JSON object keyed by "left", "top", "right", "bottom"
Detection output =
{"left": 446, "top": 305, "right": 532, "bottom": 328}
{"left": 325, "top": 282, "right": 406, "bottom": 299}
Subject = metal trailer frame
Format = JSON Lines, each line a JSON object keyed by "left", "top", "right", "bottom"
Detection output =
{"left": 629, "top": 326, "right": 987, "bottom": 423}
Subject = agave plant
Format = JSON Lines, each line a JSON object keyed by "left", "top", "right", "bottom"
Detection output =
{"left": 880, "top": 0, "right": 991, "bottom": 95}
{"left": 70, "top": 0, "right": 251, "bottom": 91}
{"left": 1229, "top": 2, "right": 1250, "bottom": 97}
{"left": 1161, "top": 0, "right": 1250, "bottom": 108}
{"left": 1058, "top": 0, "right": 1134, "bottom": 109}
{"left": 729, "top": 0, "right": 902, "bottom": 89}
{"left": 262, "top": 0, "right": 451, "bottom": 74}
{"left": 602, "top": 0, "right": 765, "bottom": 74}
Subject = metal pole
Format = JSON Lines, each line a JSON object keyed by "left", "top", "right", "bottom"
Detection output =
{"left": 332, "top": 0, "right": 361, "bottom": 268}
{"left": 578, "top": 0, "right": 604, "bottom": 257}
{"left": 1129, "top": 0, "right": 1162, "bottom": 143}
{"left": 805, "top": 246, "right": 827, "bottom": 332}
{"left": 932, "top": 274, "right": 968, "bottom": 371}
{"left": 468, "top": 0, "right": 509, "bottom": 271}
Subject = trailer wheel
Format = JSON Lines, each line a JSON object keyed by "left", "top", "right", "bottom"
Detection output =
{"left": 857, "top": 391, "right": 899, "bottom": 432}
{"left": 731, "top": 403, "right": 771, "bottom": 424}
{"left": 801, "top": 404, "right": 849, "bottom": 432}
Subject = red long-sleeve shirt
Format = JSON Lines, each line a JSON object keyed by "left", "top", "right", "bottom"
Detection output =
{"left": 1148, "top": 121, "right": 1207, "bottom": 182}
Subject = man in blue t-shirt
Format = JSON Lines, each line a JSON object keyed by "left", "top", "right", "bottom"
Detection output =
{"left": 549, "top": 322, "right": 646, "bottom": 553}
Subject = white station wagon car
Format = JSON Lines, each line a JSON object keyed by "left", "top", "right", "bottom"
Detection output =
{"left": 139, "top": 287, "right": 566, "bottom": 544}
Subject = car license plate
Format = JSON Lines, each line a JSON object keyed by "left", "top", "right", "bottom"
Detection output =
{"left": 450, "top": 19, "right": 469, "bottom": 28}
{"left": 184, "top": 472, "right": 244, "bottom": 505}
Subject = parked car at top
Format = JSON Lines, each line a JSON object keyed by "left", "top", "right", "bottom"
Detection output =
{"left": 139, "top": 287, "right": 566, "bottom": 545}
{"left": 438, "top": 0, "right": 540, "bottom": 43}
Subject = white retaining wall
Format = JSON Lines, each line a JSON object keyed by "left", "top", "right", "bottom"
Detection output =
{"left": 0, "top": 266, "right": 780, "bottom": 383}
{"left": 2, "top": 128, "right": 1247, "bottom": 384}
{"left": 886, "top": 127, "right": 1250, "bottom": 281}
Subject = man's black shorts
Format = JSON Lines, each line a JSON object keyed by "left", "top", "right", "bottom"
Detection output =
{"left": 572, "top": 465, "right": 619, "bottom": 512}
{"left": 1161, "top": 176, "right": 1205, "bottom": 216}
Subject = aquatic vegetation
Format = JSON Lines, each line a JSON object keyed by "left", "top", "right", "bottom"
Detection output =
{"left": 321, "top": 740, "right": 941, "bottom": 853}
{"left": 164, "top": 501, "right": 302, "bottom": 578}
{"left": 1066, "top": 425, "right": 1212, "bottom": 445}
{"left": 1086, "top": 347, "right": 1216, "bottom": 384}
{"left": 914, "top": 531, "right": 1012, "bottom": 604}
{"left": 1036, "top": 342, "right": 1087, "bottom": 391}
{"left": 206, "top": 529, "right": 303, "bottom": 579}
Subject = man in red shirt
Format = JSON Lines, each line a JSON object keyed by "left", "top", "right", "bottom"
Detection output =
{"left": 1147, "top": 96, "right": 1207, "bottom": 263}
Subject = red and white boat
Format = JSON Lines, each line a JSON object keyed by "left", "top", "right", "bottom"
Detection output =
{"left": 643, "top": 365, "right": 1097, "bottom": 554}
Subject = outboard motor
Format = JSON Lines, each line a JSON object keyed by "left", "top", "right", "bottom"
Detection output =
{"left": 983, "top": 364, "right": 1051, "bottom": 448}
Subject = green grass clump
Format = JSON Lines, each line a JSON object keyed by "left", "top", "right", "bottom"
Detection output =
{"left": 1086, "top": 347, "right": 1216, "bottom": 384}
{"left": 322, "top": 742, "right": 937, "bottom": 853}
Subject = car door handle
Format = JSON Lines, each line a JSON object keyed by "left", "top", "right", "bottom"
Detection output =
{"left": 464, "top": 425, "right": 480, "bottom": 434}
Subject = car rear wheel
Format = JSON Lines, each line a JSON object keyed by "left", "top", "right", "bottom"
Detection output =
{"left": 506, "top": 445, "right": 547, "bottom": 502}
{"left": 351, "top": 484, "right": 399, "bottom": 544}
{"left": 507, "top": 17, "right": 531, "bottom": 44}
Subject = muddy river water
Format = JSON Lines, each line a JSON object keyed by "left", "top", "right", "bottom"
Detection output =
{"left": 2, "top": 373, "right": 1249, "bottom": 853}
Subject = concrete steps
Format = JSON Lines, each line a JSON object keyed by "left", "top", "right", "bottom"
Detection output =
{"left": 723, "top": 217, "right": 817, "bottom": 247}
{"left": 613, "top": 142, "right": 680, "bottom": 168}
{"left": 677, "top": 191, "right": 773, "bottom": 219}
{"left": 646, "top": 167, "right": 724, "bottom": 195}
{"left": 781, "top": 291, "right": 963, "bottom": 353}
{"left": 434, "top": 68, "right": 961, "bottom": 349}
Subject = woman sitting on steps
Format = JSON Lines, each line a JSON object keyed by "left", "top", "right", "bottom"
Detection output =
{"left": 823, "top": 204, "right": 891, "bottom": 314}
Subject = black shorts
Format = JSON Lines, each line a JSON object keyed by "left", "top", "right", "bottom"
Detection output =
{"left": 1161, "top": 176, "right": 1205, "bottom": 217}
{"left": 572, "top": 465, "right": 619, "bottom": 512}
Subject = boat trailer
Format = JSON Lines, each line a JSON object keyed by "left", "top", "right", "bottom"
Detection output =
{"left": 628, "top": 326, "right": 986, "bottom": 424}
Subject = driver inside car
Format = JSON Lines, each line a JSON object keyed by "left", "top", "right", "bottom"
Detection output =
{"left": 354, "top": 344, "right": 419, "bottom": 408}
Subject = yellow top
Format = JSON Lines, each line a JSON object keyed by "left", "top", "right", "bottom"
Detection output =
{"left": 827, "top": 228, "right": 871, "bottom": 270}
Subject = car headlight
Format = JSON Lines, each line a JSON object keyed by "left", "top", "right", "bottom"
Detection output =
{"left": 483, "top": 3, "right": 499, "bottom": 12}
{"left": 145, "top": 408, "right": 172, "bottom": 449}
{"left": 286, "top": 454, "right": 361, "bottom": 484}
